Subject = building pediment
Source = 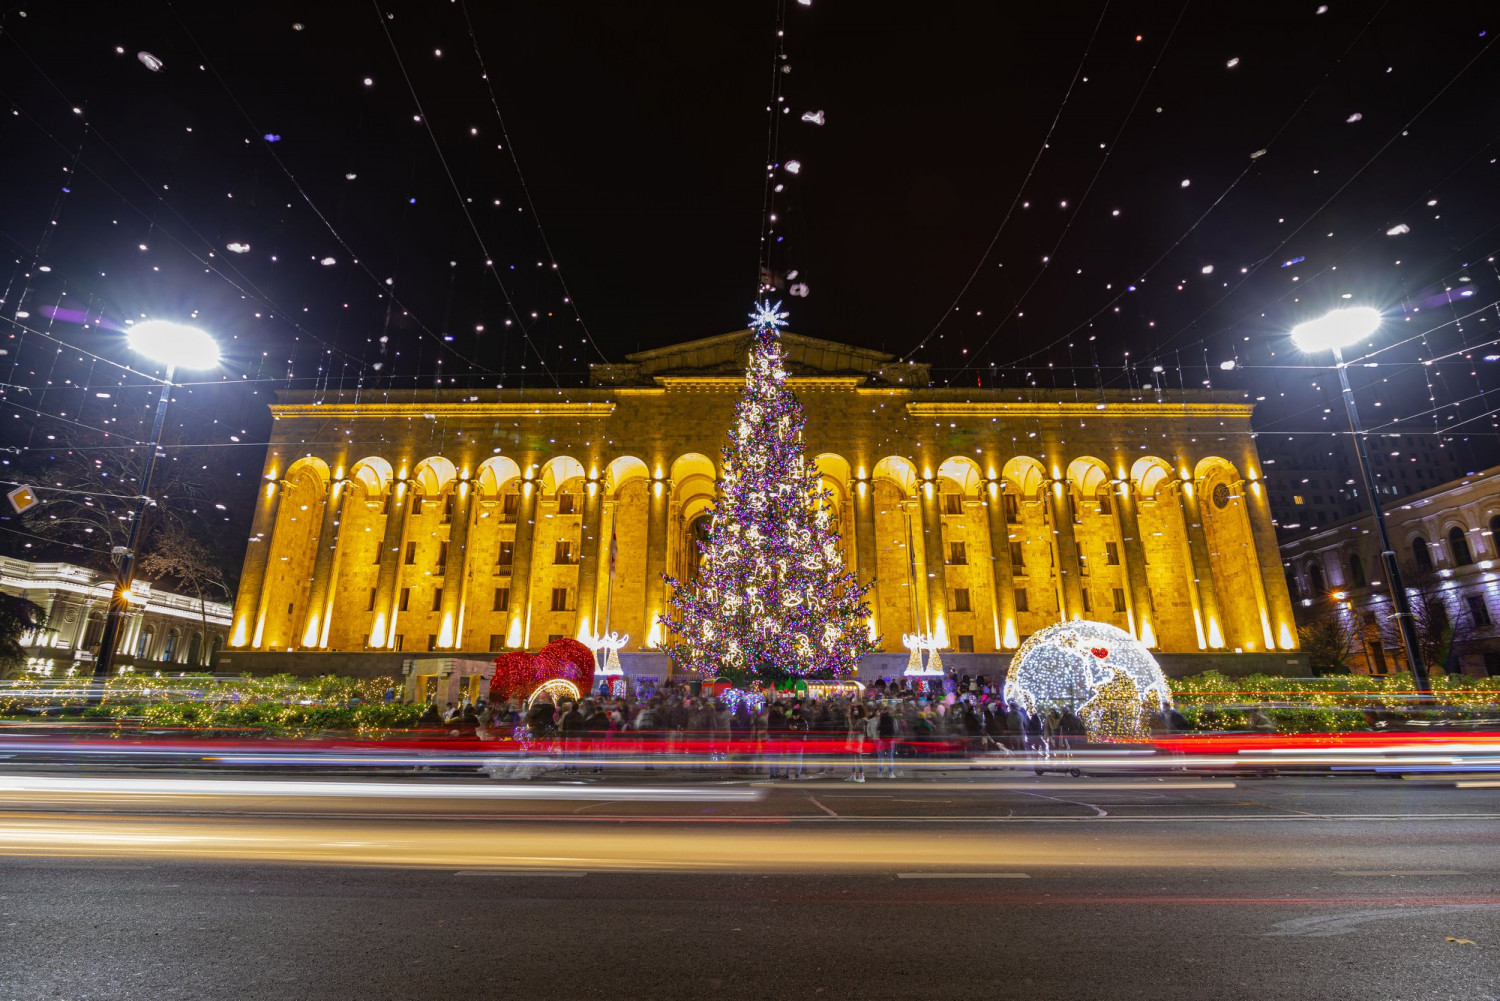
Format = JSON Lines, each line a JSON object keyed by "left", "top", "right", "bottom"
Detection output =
{"left": 590, "top": 329, "right": 929, "bottom": 387}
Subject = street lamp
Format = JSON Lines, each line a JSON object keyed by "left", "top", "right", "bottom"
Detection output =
{"left": 93, "top": 321, "right": 221, "bottom": 683}
{"left": 1290, "top": 307, "right": 1430, "bottom": 694}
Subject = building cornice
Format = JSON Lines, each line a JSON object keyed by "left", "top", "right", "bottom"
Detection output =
{"left": 271, "top": 401, "right": 616, "bottom": 420}
{"left": 905, "top": 401, "right": 1254, "bottom": 419}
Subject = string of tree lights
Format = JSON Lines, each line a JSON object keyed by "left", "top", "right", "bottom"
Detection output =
{"left": 892, "top": 2, "right": 1499, "bottom": 450}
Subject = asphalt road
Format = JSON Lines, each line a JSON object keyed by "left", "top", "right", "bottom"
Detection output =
{"left": 1, "top": 776, "right": 1497, "bottom": 1000}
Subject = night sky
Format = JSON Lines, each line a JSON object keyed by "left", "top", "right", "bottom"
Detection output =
{"left": 1, "top": 2, "right": 1498, "bottom": 565}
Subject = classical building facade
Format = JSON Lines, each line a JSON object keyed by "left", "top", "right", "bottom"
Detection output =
{"left": 0, "top": 555, "right": 231, "bottom": 680}
{"left": 229, "top": 331, "right": 1299, "bottom": 673}
{"left": 1281, "top": 465, "right": 1500, "bottom": 676}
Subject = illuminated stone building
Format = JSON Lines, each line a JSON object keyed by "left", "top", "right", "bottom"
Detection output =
{"left": 228, "top": 330, "right": 1300, "bottom": 676}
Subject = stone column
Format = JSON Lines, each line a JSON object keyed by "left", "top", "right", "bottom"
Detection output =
{"left": 231, "top": 477, "right": 285, "bottom": 648}
{"left": 1046, "top": 480, "right": 1084, "bottom": 620}
{"left": 983, "top": 482, "right": 1019, "bottom": 649}
{"left": 437, "top": 482, "right": 474, "bottom": 649}
{"left": 1113, "top": 482, "right": 1155, "bottom": 645}
{"left": 643, "top": 477, "right": 670, "bottom": 650}
{"left": 917, "top": 481, "right": 949, "bottom": 643}
{"left": 852, "top": 478, "right": 879, "bottom": 641}
{"left": 575, "top": 480, "right": 605, "bottom": 639}
{"left": 1176, "top": 480, "right": 1225, "bottom": 649}
{"left": 504, "top": 479, "right": 540, "bottom": 649}
{"left": 1240, "top": 477, "right": 1295, "bottom": 649}
{"left": 299, "top": 478, "right": 349, "bottom": 649}
{"left": 369, "top": 480, "right": 415, "bottom": 649}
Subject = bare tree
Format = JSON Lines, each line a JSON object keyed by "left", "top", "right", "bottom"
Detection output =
{"left": 138, "top": 525, "right": 231, "bottom": 667}
{"left": 1402, "top": 570, "right": 1467, "bottom": 673}
{"left": 1298, "top": 607, "right": 1358, "bottom": 675}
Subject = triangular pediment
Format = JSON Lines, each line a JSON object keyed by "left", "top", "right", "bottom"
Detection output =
{"left": 591, "top": 330, "right": 925, "bottom": 387}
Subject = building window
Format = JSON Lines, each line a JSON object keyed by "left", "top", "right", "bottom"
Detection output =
{"left": 442, "top": 494, "right": 454, "bottom": 524}
{"left": 493, "top": 587, "right": 510, "bottom": 612}
{"left": 411, "top": 497, "right": 425, "bottom": 516}
{"left": 1097, "top": 493, "right": 1112, "bottom": 516}
{"left": 497, "top": 542, "right": 514, "bottom": 568}
{"left": 551, "top": 587, "right": 569, "bottom": 612}
{"left": 1068, "top": 494, "right": 1081, "bottom": 524}
{"left": 1467, "top": 595, "right": 1492, "bottom": 628}
{"left": 404, "top": 541, "right": 417, "bottom": 564}
{"left": 1412, "top": 536, "right": 1432, "bottom": 572}
{"left": 431, "top": 588, "right": 443, "bottom": 612}
{"left": 1081, "top": 590, "right": 1093, "bottom": 613}
{"left": 943, "top": 494, "right": 963, "bottom": 515}
{"left": 1009, "top": 541, "right": 1024, "bottom": 570}
{"left": 951, "top": 588, "right": 971, "bottom": 612}
{"left": 1309, "top": 563, "right": 1326, "bottom": 594}
{"left": 956, "top": 635, "right": 975, "bottom": 653}
{"left": 555, "top": 539, "right": 574, "bottom": 565}
{"left": 1003, "top": 494, "right": 1019, "bottom": 524}
{"left": 1293, "top": 495, "right": 1306, "bottom": 506}
{"left": 502, "top": 493, "right": 519, "bottom": 522}
{"left": 1347, "top": 553, "right": 1366, "bottom": 588}
{"left": 1112, "top": 587, "right": 1127, "bottom": 613}
{"left": 489, "top": 634, "right": 505, "bottom": 652}
{"left": 1449, "top": 526, "right": 1474, "bottom": 566}
{"left": 392, "top": 635, "right": 404, "bottom": 652}
{"left": 548, "top": 634, "right": 564, "bottom": 644}
{"left": 399, "top": 587, "right": 411, "bottom": 612}
{"left": 428, "top": 635, "right": 439, "bottom": 651}
{"left": 1105, "top": 542, "right": 1120, "bottom": 566}
{"left": 1014, "top": 588, "right": 1029, "bottom": 613}
{"left": 436, "top": 541, "right": 448, "bottom": 569}
{"left": 366, "top": 588, "right": 377, "bottom": 612}
{"left": 1287, "top": 573, "right": 1302, "bottom": 601}
{"left": 1484, "top": 652, "right": 1500, "bottom": 677}
{"left": 948, "top": 541, "right": 967, "bottom": 565}
{"left": 558, "top": 493, "right": 576, "bottom": 515}
{"left": 1077, "top": 552, "right": 1089, "bottom": 577}
{"left": 1490, "top": 515, "right": 1500, "bottom": 549}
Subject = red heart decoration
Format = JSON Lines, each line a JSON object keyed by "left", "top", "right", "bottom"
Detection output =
{"left": 1089, "top": 646, "right": 1109, "bottom": 659}
{"left": 490, "top": 637, "right": 596, "bottom": 701}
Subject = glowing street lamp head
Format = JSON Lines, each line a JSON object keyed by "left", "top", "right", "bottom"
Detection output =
{"left": 127, "top": 320, "right": 220, "bottom": 370}
{"left": 1289, "top": 306, "right": 1381, "bottom": 354}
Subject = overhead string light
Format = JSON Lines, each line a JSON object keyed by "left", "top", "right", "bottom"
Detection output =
{"left": 756, "top": 0, "right": 819, "bottom": 299}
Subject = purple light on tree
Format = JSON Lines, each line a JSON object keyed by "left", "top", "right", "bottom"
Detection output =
{"left": 661, "top": 300, "right": 877, "bottom": 684}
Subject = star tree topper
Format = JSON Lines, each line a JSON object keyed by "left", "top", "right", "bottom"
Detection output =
{"left": 749, "top": 299, "right": 789, "bottom": 330}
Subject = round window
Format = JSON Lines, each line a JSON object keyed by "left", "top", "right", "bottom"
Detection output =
{"left": 1212, "top": 483, "right": 1230, "bottom": 510}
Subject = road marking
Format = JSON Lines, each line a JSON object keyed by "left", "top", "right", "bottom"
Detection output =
{"left": 454, "top": 870, "right": 587, "bottom": 877}
{"left": 897, "top": 872, "right": 1030, "bottom": 879}
{"left": 1455, "top": 781, "right": 1500, "bottom": 788}
{"left": 806, "top": 795, "right": 838, "bottom": 817}
{"left": 1266, "top": 904, "right": 1498, "bottom": 937}
{"left": 1335, "top": 870, "right": 1469, "bottom": 877}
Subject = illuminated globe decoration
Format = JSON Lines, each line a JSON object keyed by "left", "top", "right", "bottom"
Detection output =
{"left": 1003, "top": 621, "right": 1171, "bottom": 740}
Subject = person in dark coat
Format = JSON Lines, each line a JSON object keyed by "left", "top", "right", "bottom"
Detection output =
{"left": 417, "top": 702, "right": 443, "bottom": 729}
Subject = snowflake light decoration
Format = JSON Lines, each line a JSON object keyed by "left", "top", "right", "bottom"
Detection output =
{"left": 749, "top": 298, "right": 789, "bottom": 330}
{"left": 1003, "top": 620, "right": 1171, "bottom": 740}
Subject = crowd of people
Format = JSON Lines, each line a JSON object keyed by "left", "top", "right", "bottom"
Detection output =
{"left": 418, "top": 672, "right": 1192, "bottom": 778}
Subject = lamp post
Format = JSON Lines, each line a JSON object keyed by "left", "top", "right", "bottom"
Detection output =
{"left": 1290, "top": 307, "right": 1431, "bottom": 695}
{"left": 92, "top": 320, "right": 220, "bottom": 684}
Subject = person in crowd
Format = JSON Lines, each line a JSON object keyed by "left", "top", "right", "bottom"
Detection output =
{"left": 873, "top": 705, "right": 897, "bottom": 778}
{"left": 845, "top": 704, "right": 867, "bottom": 782}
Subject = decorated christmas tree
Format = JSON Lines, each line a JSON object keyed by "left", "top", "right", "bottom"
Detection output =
{"left": 661, "top": 301, "right": 877, "bottom": 684}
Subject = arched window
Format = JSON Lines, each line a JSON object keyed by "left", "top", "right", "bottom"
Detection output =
{"left": 162, "top": 629, "right": 180, "bottom": 663}
{"left": 1449, "top": 526, "right": 1473, "bottom": 567}
{"left": 209, "top": 635, "right": 224, "bottom": 662}
{"left": 1309, "top": 562, "right": 1326, "bottom": 594}
{"left": 1490, "top": 515, "right": 1500, "bottom": 552}
{"left": 1347, "top": 553, "right": 1366, "bottom": 589}
{"left": 135, "top": 626, "right": 155, "bottom": 659}
{"left": 186, "top": 632, "right": 202, "bottom": 667}
{"left": 1286, "top": 572, "right": 1303, "bottom": 602}
{"left": 1412, "top": 536, "right": 1432, "bottom": 572}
